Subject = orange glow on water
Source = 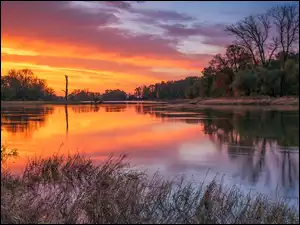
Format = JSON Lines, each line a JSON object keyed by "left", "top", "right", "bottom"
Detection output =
{"left": 1, "top": 104, "right": 206, "bottom": 173}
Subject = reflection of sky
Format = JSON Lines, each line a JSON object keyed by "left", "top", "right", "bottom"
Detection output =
{"left": 1, "top": 104, "right": 299, "bottom": 205}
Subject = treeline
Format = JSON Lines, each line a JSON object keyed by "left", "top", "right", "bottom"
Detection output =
{"left": 134, "top": 4, "right": 299, "bottom": 99}
{"left": 0, "top": 69, "right": 128, "bottom": 101}
{"left": 1, "top": 4, "right": 299, "bottom": 101}
{"left": 134, "top": 49, "right": 299, "bottom": 100}
{"left": 67, "top": 89, "right": 127, "bottom": 101}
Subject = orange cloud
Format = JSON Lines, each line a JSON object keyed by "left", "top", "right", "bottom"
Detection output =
{"left": 1, "top": 1, "right": 212, "bottom": 94}
{"left": 1, "top": 35, "right": 205, "bottom": 70}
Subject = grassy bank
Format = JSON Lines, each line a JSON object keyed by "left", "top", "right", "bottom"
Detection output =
{"left": 1, "top": 153, "right": 299, "bottom": 224}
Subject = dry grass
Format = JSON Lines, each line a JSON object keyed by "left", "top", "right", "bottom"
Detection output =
{"left": 1, "top": 154, "right": 299, "bottom": 224}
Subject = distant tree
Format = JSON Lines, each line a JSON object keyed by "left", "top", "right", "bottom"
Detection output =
{"left": 68, "top": 89, "right": 101, "bottom": 101}
{"left": 134, "top": 87, "right": 142, "bottom": 99}
{"left": 102, "top": 89, "right": 127, "bottom": 101}
{"left": 1, "top": 69, "right": 57, "bottom": 100}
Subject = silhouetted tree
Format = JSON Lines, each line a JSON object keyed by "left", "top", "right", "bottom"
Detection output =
{"left": 1, "top": 69, "right": 57, "bottom": 100}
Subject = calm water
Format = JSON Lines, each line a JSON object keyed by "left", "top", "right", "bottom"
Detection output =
{"left": 1, "top": 103, "right": 299, "bottom": 203}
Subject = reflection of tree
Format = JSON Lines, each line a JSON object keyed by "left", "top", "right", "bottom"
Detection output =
{"left": 65, "top": 104, "right": 69, "bottom": 135}
{"left": 201, "top": 109, "right": 299, "bottom": 148}
{"left": 135, "top": 104, "right": 151, "bottom": 115}
{"left": 134, "top": 104, "right": 204, "bottom": 124}
{"left": 234, "top": 138, "right": 269, "bottom": 185}
{"left": 104, "top": 105, "right": 126, "bottom": 112}
{"left": 71, "top": 105, "right": 100, "bottom": 113}
{"left": 134, "top": 105, "right": 298, "bottom": 149}
{"left": 134, "top": 104, "right": 299, "bottom": 195}
{"left": 234, "top": 141, "right": 299, "bottom": 196}
{"left": 280, "top": 150, "right": 299, "bottom": 194}
{"left": 199, "top": 108, "right": 299, "bottom": 196}
{"left": 1, "top": 106, "right": 54, "bottom": 136}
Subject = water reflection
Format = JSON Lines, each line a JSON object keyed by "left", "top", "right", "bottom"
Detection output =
{"left": 71, "top": 105, "right": 100, "bottom": 113}
{"left": 136, "top": 105, "right": 299, "bottom": 198}
{"left": 65, "top": 104, "right": 69, "bottom": 135}
{"left": 1, "top": 105, "right": 54, "bottom": 137}
{"left": 105, "top": 104, "right": 126, "bottom": 112}
{"left": 1, "top": 103, "right": 299, "bottom": 201}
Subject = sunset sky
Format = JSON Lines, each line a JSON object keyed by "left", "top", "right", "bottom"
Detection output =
{"left": 1, "top": 1, "right": 296, "bottom": 95}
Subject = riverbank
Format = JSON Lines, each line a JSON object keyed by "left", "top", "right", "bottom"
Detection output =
{"left": 161, "top": 96, "right": 299, "bottom": 111}
{"left": 165, "top": 96, "right": 299, "bottom": 105}
{"left": 1, "top": 100, "right": 94, "bottom": 106}
{"left": 0, "top": 100, "right": 166, "bottom": 106}
{"left": 1, "top": 96, "right": 298, "bottom": 107}
{"left": 1, "top": 153, "right": 299, "bottom": 224}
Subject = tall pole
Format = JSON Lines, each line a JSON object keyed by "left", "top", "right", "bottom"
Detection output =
{"left": 65, "top": 75, "right": 68, "bottom": 101}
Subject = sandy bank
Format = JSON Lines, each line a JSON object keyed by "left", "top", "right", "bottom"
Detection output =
{"left": 160, "top": 96, "right": 299, "bottom": 111}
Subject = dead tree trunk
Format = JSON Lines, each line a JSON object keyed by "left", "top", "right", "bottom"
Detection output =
{"left": 65, "top": 75, "right": 68, "bottom": 101}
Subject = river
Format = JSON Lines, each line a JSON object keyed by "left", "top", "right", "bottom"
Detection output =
{"left": 1, "top": 103, "right": 299, "bottom": 205}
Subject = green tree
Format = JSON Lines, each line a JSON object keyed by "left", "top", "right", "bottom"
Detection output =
{"left": 232, "top": 70, "right": 258, "bottom": 96}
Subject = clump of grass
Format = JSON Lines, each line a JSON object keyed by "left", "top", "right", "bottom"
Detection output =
{"left": 1, "top": 154, "right": 299, "bottom": 224}
{"left": 1, "top": 145, "right": 18, "bottom": 162}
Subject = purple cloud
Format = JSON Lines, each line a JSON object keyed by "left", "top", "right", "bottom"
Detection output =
{"left": 96, "top": 1, "right": 195, "bottom": 23}
{"left": 102, "top": 1, "right": 132, "bottom": 10}
{"left": 1, "top": 1, "right": 206, "bottom": 68}
{"left": 160, "top": 24, "right": 202, "bottom": 37}
{"left": 161, "top": 23, "right": 228, "bottom": 37}
{"left": 159, "top": 23, "right": 233, "bottom": 47}
{"left": 1, "top": 1, "right": 119, "bottom": 29}
{"left": 136, "top": 9, "right": 195, "bottom": 22}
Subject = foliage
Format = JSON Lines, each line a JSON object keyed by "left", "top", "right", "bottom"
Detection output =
{"left": 231, "top": 69, "right": 258, "bottom": 96}
{"left": 134, "top": 77, "right": 199, "bottom": 100}
{"left": 101, "top": 89, "right": 127, "bottom": 101}
{"left": 1, "top": 69, "right": 57, "bottom": 101}
{"left": 68, "top": 89, "right": 101, "bottom": 102}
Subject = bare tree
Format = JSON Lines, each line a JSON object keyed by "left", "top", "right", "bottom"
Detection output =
{"left": 61, "top": 75, "right": 69, "bottom": 101}
{"left": 226, "top": 14, "right": 279, "bottom": 67}
{"left": 269, "top": 4, "right": 299, "bottom": 64}
{"left": 65, "top": 75, "right": 68, "bottom": 101}
{"left": 225, "top": 44, "right": 253, "bottom": 72}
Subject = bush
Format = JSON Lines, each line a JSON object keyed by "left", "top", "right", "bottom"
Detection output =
{"left": 232, "top": 70, "right": 258, "bottom": 96}
{"left": 260, "top": 69, "right": 282, "bottom": 96}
